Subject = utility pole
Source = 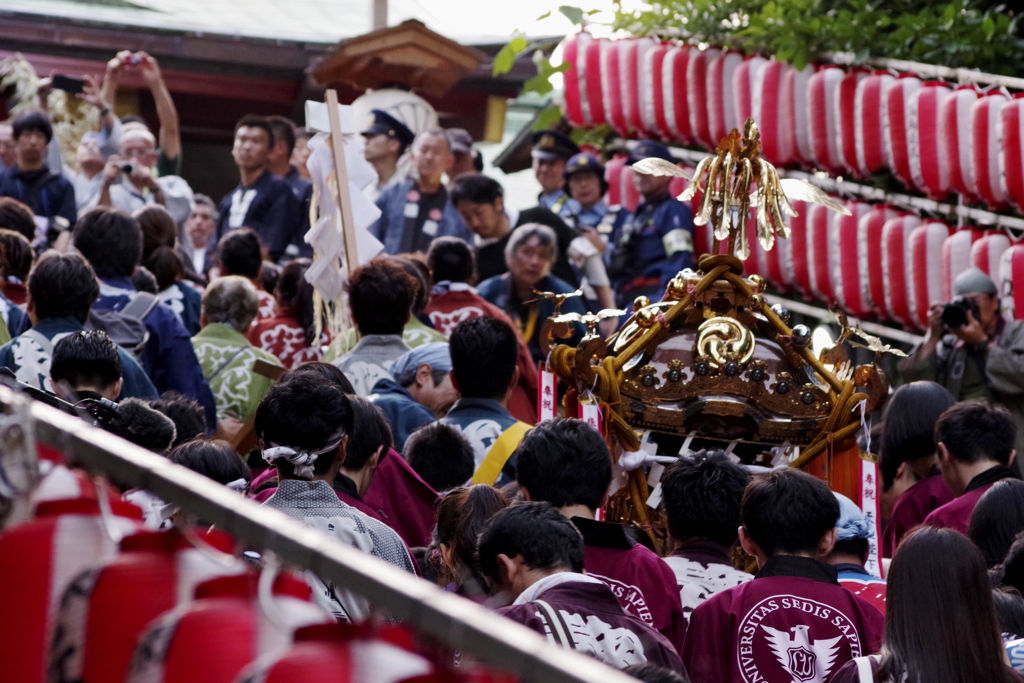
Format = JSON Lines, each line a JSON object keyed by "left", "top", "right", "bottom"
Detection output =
{"left": 372, "top": 0, "right": 387, "bottom": 30}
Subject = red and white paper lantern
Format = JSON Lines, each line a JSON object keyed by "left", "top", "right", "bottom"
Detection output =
{"left": 599, "top": 40, "right": 629, "bottom": 136}
{"left": 734, "top": 53, "right": 768, "bottom": 127}
{"left": 974, "top": 89, "right": 1011, "bottom": 209}
{"left": 942, "top": 84, "right": 982, "bottom": 199}
{"left": 755, "top": 58, "right": 794, "bottom": 166}
{"left": 562, "top": 33, "right": 589, "bottom": 127}
{"left": 661, "top": 45, "right": 694, "bottom": 144}
{"left": 1001, "top": 93, "right": 1024, "bottom": 211}
{"left": 882, "top": 214, "right": 923, "bottom": 328}
{"left": 0, "top": 499, "right": 142, "bottom": 683}
{"left": 884, "top": 73, "right": 924, "bottom": 190}
{"left": 622, "top": 38, "right": 655, "bottom": 135}
{"left": 688, "top": 47, "right": 720, "bottom": 149}
{"left": 742, "top": 209, "right": 766, "bottom": 277}
{"left": 861, "top": 205, "right": 903, "bottom": 321}
{"left": 583, "top": 37, "right": 608, "bottom": 127}
{"left": 854, "top": 70, "right": 895, "bottom": 176}
{"left": 641, "top": 41, "right": 674, "bottom": 139}
{"left": 838, "top": 67, "right": 869, "bottom": 173}
{"left": 783, "top": 63, "right": 818, "bottom": 165}
{"left": 807, "top": 202, "right": 837, "bottom": 302}
{"left": 604, "top": 155, "right": 640, "bottom": 212}
{"left": 830, "top": 201, "right": 874, "bottom": 316}
{"left": 808, "top": 65, "right": 845, "bottom": 171}
{"left": 972, "top": 231, "right": 1012, "bottom": 277}
{"left": 909, "top": 81, "right": 953, "bottom": 198}
{"left": 942, "top": 228, "right": 985, "bottom": 301}
{"left": 1000, "top": 244, "right": 1024, "bottom": 320}
{"left": 707, "top": 49, "right": 744, "bottom": 144}
{"left": 910, "top": 222, "right": 954, "bottom": 329}
{"left": 788, "top": 200, "right": 813, "bottom": 296}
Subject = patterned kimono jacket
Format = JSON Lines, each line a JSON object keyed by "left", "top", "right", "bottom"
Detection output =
{"left": 190, "top": 322, "right": 281, "bottom": 421}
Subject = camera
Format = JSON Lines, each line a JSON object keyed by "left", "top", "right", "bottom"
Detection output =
{"left": 942, "top": 296, "right": 981, "bottom": 330}
{"left": 120, "top": 162, "right": 134, "bottom": 175}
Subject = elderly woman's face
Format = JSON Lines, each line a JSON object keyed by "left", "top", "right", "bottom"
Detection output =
{"left": 508, "top": 236, "right": 554, "bottom": 288}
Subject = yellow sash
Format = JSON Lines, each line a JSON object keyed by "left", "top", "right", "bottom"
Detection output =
{"left": 472, "top": 421, "right": 533, "bottom": 485}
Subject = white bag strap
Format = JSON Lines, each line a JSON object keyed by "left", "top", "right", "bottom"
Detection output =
{"left": 533, "top": 599, "right": 576, "bottom": 650}
{"left": 854, "top": 655, "right": 876, "bottom": 683}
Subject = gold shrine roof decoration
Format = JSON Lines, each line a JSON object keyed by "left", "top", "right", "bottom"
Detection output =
{"left": 543, "top": 119, "right": 890, "bottom": 468}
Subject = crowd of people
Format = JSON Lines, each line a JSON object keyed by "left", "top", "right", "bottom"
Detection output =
{"left": 6, "top": 49, "right": 1024, "bottom": 683}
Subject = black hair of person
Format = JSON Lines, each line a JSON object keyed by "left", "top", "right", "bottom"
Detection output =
{"left": 260, "top": 261, "right": 281, "bottom": 297}
{"left": 660, "top": 450, "right": 750, "bottom": 547}
{"left": 345, "top": 257, "right": 417, "bottom": 336}
{"left": 0, "top": 228, "right": 34, "bottom": 282}
{"left": 427, "top": 237, "right": 475, "bottom": 285}
{"left": 286, "top": 362, "right": 355, "bottom": 395}
{"left": 450, "top": 173, "right": 504, "bottom": 206}
{"left": 879, "top": 381, "right": 956, "bottom": 490}
{"left": 135, "top": 205, "right": 185, "bottom": 291}
{"left": 741, "top": 468, "right": 840, "bottom": 556}
{"left": 477, "top": 501, "right": 585, "bottom": 583}
{"left": 449, "top": 316, "right": 518, "bottom": 401}
{"left": 149, "top": 392, "right": 207, "bottom": 448}
{"left": 0, "top": 198, "right": 38, "bottom": 242}
{"left": 28, "top": 251, "right": 100, "bottom": 324}
{"left": 877, "top": 526, "right": 1018, "bottom": 683}
{"left": 72, "top": 207, "right": 143, "bottom": 280}
{"left": 935, "top": 400, "right": 1017, "bottom": 466}
{"left": 622, "top": 663, "right": 691, "bottom": 683}
{"left": 50, "top": 330, "right": 122, "bottom": 391}
{"left": 265, "top": 115, "right": 297, "bottom": 155}
{"left": 390, "top": 255, "right": 431, "bottom": 315}
{"left": 12, "top": 111, "right": 53, "bottom": 143}
{"left": 515, "top": 417, "right": 611, "bottom": 511}
{"left": 234, "top": 114, "right": 275, "bottom": 148}
{"left": 344, "top": 397, "right": 393, "bottom": 471}
{"left": 168, "top": 439, "right": 251, "bottom": 486}
{"left": 969, "top": 479, "right": 1024, "bottom": 568}
{"left": 131, "top": 265, "right": 158, "bottom": 294}
{"left": 405, "top": 422, "right": 475, "bottom": 492}
{"left": 993, "top": 587, "right": 1024, "bottom": 641}
{"left": 1000, "top": 534, "right": 1024, "bottom": 596}
{"left": 275, "top": 259, "right": 317, "bottom": 345}
{"left": 216, "top": 229, "right": 263, "bottom": 280}
{"left": 828, "top": 537, "right": 869, "bottom": 563}
{"left": 434, "top": 484, "right": 509, "bottom": 591}
{"left": 253, "top": 373, "right": 354, "bottom": 478}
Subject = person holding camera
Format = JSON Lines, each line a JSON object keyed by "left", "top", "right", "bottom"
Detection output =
{"left": 900, "top": 267, "right": 1024, "bottom": 473}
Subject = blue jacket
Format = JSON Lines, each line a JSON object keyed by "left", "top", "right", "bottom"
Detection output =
{"left": 282, "top": 166, "right": 314, "bottom": 259}
{"left": 441, "top": 397, "right": 519, "bottom": 487}
{"left": 0, "top": 316, "right": 157, "bottom": 400}
{"left": 370, "top": 177, "right": 472, "bottom": 254}
{"left": 95, "top": 278, "right": 216, "bottom": 430}
{"left": 478, "top": 273, "right": 586, "bottom": 364}
{"left": 608, "top": 192, "right": 695, "bottom": 306}
{"left": 214, "top": 169, "right": 302, "bottom": 262}
{"left": 0, "top": 166, "right": 77, "bottom": 233}
{"left": 367, "top": 376, "right": 436, "bottom": 453}
{"left": 157, "top": 281, "right": 202, "bottom": 336}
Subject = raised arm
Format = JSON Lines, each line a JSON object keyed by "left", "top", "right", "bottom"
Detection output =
{"left": 137, "top": 52, "right": 180, "bottom": 167}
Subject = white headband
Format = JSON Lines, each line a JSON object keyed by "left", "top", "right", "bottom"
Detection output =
{"left": 261, "top": 429, "right": 346, "bottom": 480}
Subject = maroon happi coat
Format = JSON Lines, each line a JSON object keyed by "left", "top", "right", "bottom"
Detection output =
{"left": 923, "top": 465, "right": 1017, "bottom": 535}
{"left": 362, "top": 449, "right": 439, "bottom": 548}
{"left": 881, "top": 473, "right": 953, "bottom": 557}
{"left": 682, "top": 556, "right": 884, "bottom": 683}
{"left": 497, "top": 577, "right": 684, "bottom": 672}
{"left": 571, "top": 517, "right": 685, "bottom": 652}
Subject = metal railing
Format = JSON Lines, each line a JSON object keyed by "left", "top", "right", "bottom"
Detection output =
{"left": 1, "top": 384, "right": 638, "bottom": 683}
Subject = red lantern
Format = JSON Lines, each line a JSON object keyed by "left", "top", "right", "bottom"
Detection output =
{"left": 973, "top": 90, "right": 1011, "bottom": 209}
{"left": 1000, "top": 244, "right": 1024, "bottom": 320}
{"left": 661, "top": 45, "right": 694, "bottom": 144}
{"left": 909, "top": 82, "right": 953, "bottom": 198}
{"left": 783, "top": 63, "right": 818, "bottom": 165}
{"left": 807, "top": 202, "right": 837, "bottom": 302}
{"left": 1002, "top": 93, "right": 1024, "bottom": 211}
{"left": 854, "top": 70, "right": 895, "bottom": 176}
{"left": 707, "top": 49, "right": 744, "bottom": 145}
{"left": 599, "top": 40, "right": 629, "bottom": 136}
{"left": 641, "top": 41, "right": 673, "bottom": 138}
{"left": 882, "top": 214, "right": 923, "bottom": 328}
{"left": 734, "top": 54, "right": 768, "bottom": 127}
{"left": 756, "top": 58, "right": 793, "bottom": 167}
{"left": 583, "top": 37, "right": 607, "bottom": 127}
{"left": 688, "top": 47, "right": 720, "bottom": 149}
{"left": 862, "top": 205, "right": 902, "bottom": 321}
{"left": 972, "top": 232, "right": 1012, "bottom": 278}
{"left": 830, "top": 201, "right": 874, "bottom": 316}
{"left": 884, "top": 73, "right": 924, "bottom": 190}
{"left": 838, "top": 67, "right": 869, "bottom": 173}
{"left": 942, "top": 84, "right": 982, "bottom": 199}
{"left": 808, "top": 65, "right": 845, "bottom": 171}
{"left": 789, "top": 200, "right": 813, "bottom": 296}
{"left": 942, "top": 228, "right": 985, "bottom": 301}
{"left": 562, "top": 33, "right": 588, "bottom": 127}
{"left": 622, "top": 37, "right": 655, "bottom": 135}
{"left": 0, "top": 499, "right": 142, "bottom": 683}
{"left": 910, "top": 222, "right": 954, "bottom": 329}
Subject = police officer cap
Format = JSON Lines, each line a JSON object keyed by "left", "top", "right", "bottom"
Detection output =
{"left": 361, "top": 109, "right": 416, "bottom": 148}
{"left": 531, "top": 129, "right": 580, "bottom": 161}
{"left": 627, "top": 139, "right": 675, "bottom": 165}
{"left": 563, "top": 153, "right": 605, "bottom": 179}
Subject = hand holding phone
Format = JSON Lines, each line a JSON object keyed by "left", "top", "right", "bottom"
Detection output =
{"left": 51, "top": 74, "right": 85, "bottom": 95}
